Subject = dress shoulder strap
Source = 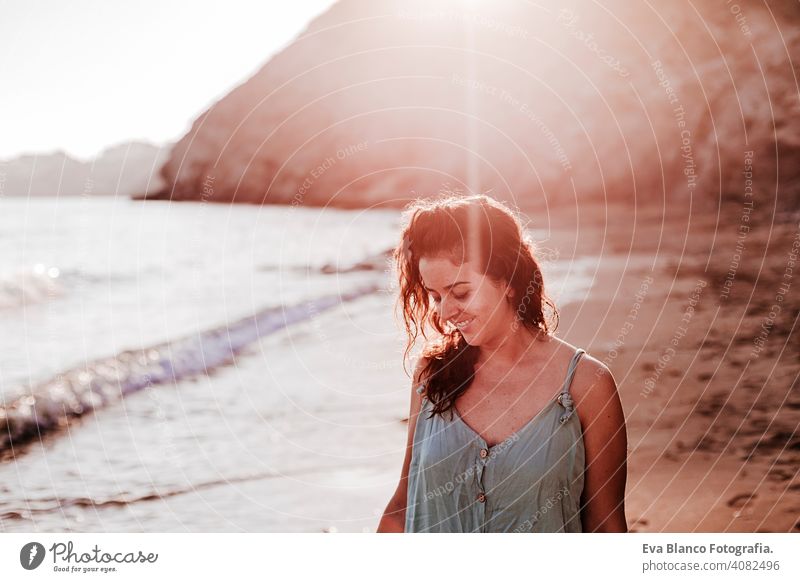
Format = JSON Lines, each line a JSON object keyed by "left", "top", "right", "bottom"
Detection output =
{"left": 557, "top": 348, "right": 586, "bottom": 424}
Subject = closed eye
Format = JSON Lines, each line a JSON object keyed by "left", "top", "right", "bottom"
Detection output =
{"left": 430, "top": 291, "right": 469, "bottom": 303}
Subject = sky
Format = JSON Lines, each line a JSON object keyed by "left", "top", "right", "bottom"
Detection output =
{"left": 0, "top": 0, "right": 338, "bottom": 161}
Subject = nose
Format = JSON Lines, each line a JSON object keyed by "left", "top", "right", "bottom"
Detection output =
{"left": 438, "top": 296, "right": 462, "bottom": 323}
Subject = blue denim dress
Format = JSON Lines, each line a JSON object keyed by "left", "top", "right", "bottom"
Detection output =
{"left": 405, "top": 348, "right": 586, "bottom": 533}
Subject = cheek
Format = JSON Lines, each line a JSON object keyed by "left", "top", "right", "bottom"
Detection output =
{"left": 469, "top": 292, "right": 506, "bottom": 319}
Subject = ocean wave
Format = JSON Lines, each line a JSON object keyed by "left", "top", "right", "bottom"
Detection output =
{"left": 0, "top": 265, "right": 65, "bottom": 309}
{"left": 0, "top": 263, "right": 170, "bottom": 312}
{"left": 0, "top": 463, "right": 361, "bottom": 520}
{"left": 0, "top": 282, "right": 383, "bottom": 459}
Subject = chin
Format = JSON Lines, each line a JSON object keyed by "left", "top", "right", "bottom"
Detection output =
{"left": 460, "top": 331, "right": 479, "bottom": 346}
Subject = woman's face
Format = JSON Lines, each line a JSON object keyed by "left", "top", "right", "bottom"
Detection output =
{"left": 418, "top": 253, "right": 514, "bottom": 346}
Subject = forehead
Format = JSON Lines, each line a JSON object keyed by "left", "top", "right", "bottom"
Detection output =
{"left": 418, "top": 255, "right": 479, "bottom": 288}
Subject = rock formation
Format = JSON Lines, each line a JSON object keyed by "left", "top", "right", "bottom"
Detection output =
{"left": 143, "top": 0, "right": 800, "bottom": 213}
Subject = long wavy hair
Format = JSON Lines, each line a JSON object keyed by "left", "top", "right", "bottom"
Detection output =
{"left": 392, "top": 193, "right": 559, "bottom": 421}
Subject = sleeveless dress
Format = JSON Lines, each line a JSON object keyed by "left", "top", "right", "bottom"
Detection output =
{"left": 405, "top": 348, "right": 586, "bottom": 533}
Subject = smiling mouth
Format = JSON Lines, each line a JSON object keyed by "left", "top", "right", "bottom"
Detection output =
{"left": 452, "top": 316, "right": 476, "bottom": 331}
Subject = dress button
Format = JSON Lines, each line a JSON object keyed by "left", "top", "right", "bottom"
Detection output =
{"left": 479, "top": 448, "right": 489, "bottom": 459}
{"left": 477, "top": 492, "right": 486, "bottom": 503}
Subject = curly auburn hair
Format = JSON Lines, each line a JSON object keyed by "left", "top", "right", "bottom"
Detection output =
{"left": 392, "top": 193, "right": 559, "bottom": 421}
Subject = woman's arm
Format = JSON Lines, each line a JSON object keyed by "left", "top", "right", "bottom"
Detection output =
{"left": 574, "top": 360, "right": 629, "bottom": 532}
{"left": 377, "top": 357, "right": 428, "bottom": 532}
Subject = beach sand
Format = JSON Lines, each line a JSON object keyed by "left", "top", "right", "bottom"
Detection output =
{"left": 546, "top": 198, "right": 799, "bottom": 532}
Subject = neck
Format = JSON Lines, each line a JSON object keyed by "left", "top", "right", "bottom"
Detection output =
{"left": 476, "top": 322, "right": 542, "bottom": 367}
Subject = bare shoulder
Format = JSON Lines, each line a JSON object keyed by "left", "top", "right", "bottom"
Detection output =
{"left": 569, "top": 349, "right": 624, "bottom": 421}
{"left": 538, "top": 336, "right": 612, "bottom": 392}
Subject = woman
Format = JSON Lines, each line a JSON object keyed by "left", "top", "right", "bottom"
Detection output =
{"left": 377, "top": 194, "right": 628, "bottom": 533}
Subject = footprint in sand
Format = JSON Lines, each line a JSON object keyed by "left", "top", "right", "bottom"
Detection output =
{"left": 726, "top": 493, "right": 757, "bottom": 508}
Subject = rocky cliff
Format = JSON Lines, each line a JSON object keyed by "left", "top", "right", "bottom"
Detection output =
{"left": 143, "top": 0, "right": 800, "bottom": 212}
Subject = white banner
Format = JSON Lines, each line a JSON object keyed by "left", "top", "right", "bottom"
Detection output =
{"left": 1, "top": 533, "right": 797, "bottom": 581}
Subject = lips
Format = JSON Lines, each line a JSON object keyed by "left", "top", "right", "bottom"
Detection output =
{"left": 452, "top": 316, "right": 476, "bottom": 332}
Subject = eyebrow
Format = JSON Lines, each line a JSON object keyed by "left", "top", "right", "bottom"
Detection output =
{"left": 423, "top": 281, "right": 469, "bottom": 293}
